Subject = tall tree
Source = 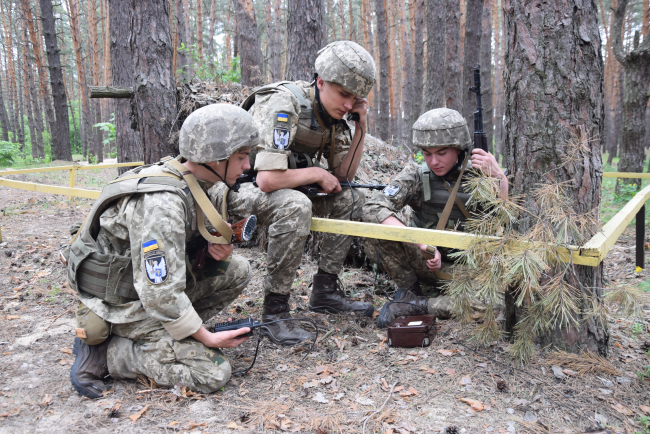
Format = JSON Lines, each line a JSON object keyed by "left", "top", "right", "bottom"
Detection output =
{"left": 20, "top": 15, "right": 44, "bottom": 158}
{"left": 0, "top": 64, "right": 9, "bottom": 141}
{"left": 131, "top": 0, "right": 178, "bottom": 163}
{"left": 504, "top": 0, "right": 606, "bottom": 353}
{"left": 266, "top": 0, "right": 283, "bottom": 80}
{"left": 22, "top": 0, "right": 55, "bottom": 136}
{"left": 40, "top": 0, "right": 72, "bottom": 160}
{"left": 387, "top": 3, "right": 399, "bottom": 138}
{"left": 233, "top": 0, "right": 264, "bottom": 86}
{"left": 480, "top": 0, "right": 494, "bottom": 153}
{"left": 444, "top": 0, "right": 461, "bottom": 111}
{"left": 374, "top": 0, "right": 389, "bottom": 139}
{"left": 412, "top": 0, "right": 425, "bottom": 123}
{"left": 493, "top": 0, "right": 505, "bottom": 156}
{"left": 208, "top": 0, "right": 217, "bottom": 57}
{"left": 110, "top": 0, "right": 141, "bottom": 172}
{"left": 424, "top": 0, "right": 445, "bottom": 111}
{"left": 87, "top": 0, "right": 104, "bottom": 162}
{"left": 1, "top": 0, "right": 19, "bottom": 141}
{"left": 461, "top": 0, "right": 483, "bottom": 131}
{"left": 196, "top": 0, "right": 203, "bottom": 59}
{"left": 175, "top": 0, "right": 189, "bottom": 81}
{"left": 286, "top": 0, "right": 325, "bottom": 82}
{"left": 612, "top": 0, "right": 650, "bottom": 189}
{"left": 398, "top": 0, "right": 412, "bottom": 147}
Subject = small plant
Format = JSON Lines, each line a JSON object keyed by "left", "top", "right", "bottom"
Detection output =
{"left": 0, "top": 141, "right": 19, "bottom": 166}
{"left": 630, "top": 323, "right": 645, "bottom": 338}
{"left": 45, "top": 285, "right": 61, "bottom": 303}
{"left": 637, "top": 366, "right": 650, "bottom": 381}
{"left": 636, "top": 415, "right": 650, "bottom": 434}
{"left": 614, "top": 180, "right": 638, "bottom": 203}
{"left": 94, "top": 114, "right": 116, "bottom": 147}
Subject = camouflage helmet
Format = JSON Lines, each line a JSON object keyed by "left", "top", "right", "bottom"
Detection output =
{"left": 179, "top": 103, "right": 259, "bottom": 163}
{"left": 315, "top": 41, "right": 376, "bottom": 98}
{"left": 412, "top": 108, "right": 472, "bottom": 151}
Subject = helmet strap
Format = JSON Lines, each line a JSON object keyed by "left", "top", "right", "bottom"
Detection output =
{"left": 200, "top": 161, "right": 240, "bottom": 192}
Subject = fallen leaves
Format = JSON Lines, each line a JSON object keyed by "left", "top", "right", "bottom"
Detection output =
{"left": 398, "top": 387, "right": 418, "bottom": 397}
{"left": 459, "top": 397, "right": 484, "bottom": 412}
{"left": 129, "top": 405, "right": 149, "bottom": 422}
{"left": 312, "top": 392, "right": 329, "bottom": 404}
{"left": 445, "top": 367, "right": 456, "bottom": 375}
{"left": 438, "top": 349, "right": 455, "bottom": 356}
{"left": 640, "top": 405, "right": 650, "bottom": 415}
{"left": 59, "top": 348, "right": 72, "bottom": 354}
{"left": 611, "top": 403, "right": 633, "bottom": 415}
{"left": 226, "top": 421, "right": 245, "bottom": 429}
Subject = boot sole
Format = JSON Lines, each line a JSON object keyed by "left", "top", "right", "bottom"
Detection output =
{"left": 70, "top": 337, "right": 104, "bottom": 399}
{"left": 259, "top": 326, "right": 312, "bottom": 346}
{"left": 376, "top": 302, "right": 394, "bottom": 329}
{"left": 309, "top": 304, "right": 374, "bottom": 317}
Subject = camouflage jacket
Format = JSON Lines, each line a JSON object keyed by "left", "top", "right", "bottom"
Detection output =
{"left": 79, "top": 159, "right": 226, "bottom": 341}
{"left": 247, "top": 80, "right": 353, "bottom": 172}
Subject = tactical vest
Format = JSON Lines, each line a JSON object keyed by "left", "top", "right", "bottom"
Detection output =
{"left": 66, "top": 160, "right": 230, "bottom": 305}
{"left": 241, "top": 81, "right": 350, "bottom": 169}
{"left": 410, "top": 162, "right": 471, "bottom": 230}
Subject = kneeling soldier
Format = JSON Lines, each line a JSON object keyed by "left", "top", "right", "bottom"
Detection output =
{"left": 362, "top": 108, "right": 508, "bottom": 327}
{"left": 68, "top": 104, "right": 258, "bottom": 397}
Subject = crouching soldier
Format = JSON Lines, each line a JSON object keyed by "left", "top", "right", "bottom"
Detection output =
{"left": 67, "top": 104, "right": 259, "bottom": 398}
{"left": 362, "top": 108, "right": 508, "bottom": 327}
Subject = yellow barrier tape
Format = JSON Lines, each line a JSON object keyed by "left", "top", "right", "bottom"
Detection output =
{"left": 0, "top": 161, "right": 143, "bottom": 176}
{"left": 602, "top": 172, "right": 650, "bottom": 179}
{"left": 0, "top": 178, "right": 101, "bottom": 199}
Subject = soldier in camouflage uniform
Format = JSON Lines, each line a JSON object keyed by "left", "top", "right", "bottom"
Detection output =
{"left": 362, "top": 108, "right": 508, "bottom": 327}
{"left": 210, "top": 41, "right": 376, "bottom": 345}
{"left": 69, "top": 104, "right": 259, "bottom": 398}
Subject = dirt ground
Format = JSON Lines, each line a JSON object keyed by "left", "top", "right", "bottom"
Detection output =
{"left": 1, "top": 166, "right": 649, "bottom": 434}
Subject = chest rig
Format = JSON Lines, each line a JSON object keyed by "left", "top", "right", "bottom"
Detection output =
{"left": 241, "top": 81, "right": 351, "bottom": 170}
{"left": 411, "top": 162, "right": 472, "bottom": 230}
{"left": 65, "top": 158, "right": 232, "bottom": 305}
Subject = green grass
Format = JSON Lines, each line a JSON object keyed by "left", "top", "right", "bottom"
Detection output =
{"left": 600, "top": 153, "right": 649, "bottom": 226}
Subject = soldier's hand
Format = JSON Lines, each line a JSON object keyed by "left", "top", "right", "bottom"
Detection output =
{"left": 421, "top": 247, "right": 441, "bottom": 271}
{"left": 316, "top": 168, "right": 342, "bottom": 194}
{"left": 192, "top": 325, "right": 250, "bottom": 349}
{"left": 208, "top": 242, "right": 234, "bottom": 261}
{"left": 350, "top": 97, "right": 368, "bottom": 124}
{"left": 471, "top": 149, "right": 503, "bottom": 178}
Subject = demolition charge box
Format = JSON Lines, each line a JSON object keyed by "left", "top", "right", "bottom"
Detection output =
{"left": 387, "top": 315, "right": 436, "bottom": 348}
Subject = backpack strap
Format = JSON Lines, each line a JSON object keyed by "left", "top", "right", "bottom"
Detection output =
{"left": 421, "top": 162, "right": 432, "bottom": 202}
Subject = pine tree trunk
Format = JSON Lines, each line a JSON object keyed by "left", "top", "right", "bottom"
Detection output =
{"left": 196, "top": 0, "right": 203, "bottom": 59}
{"left": 444, "top": 0, "right": 461, "bottom": 111}
{"left": 87, "top": 0, "right": 104, "bottom": 162}
{"left": 374, "top": 0, "right": 389, "bottom": 140}
{"left": 387, "top": 3, "right": 399, "bottom": 139}
{"left": 183, "top": 0, "right": 192, "bottom": 76}
{"left": 462, "top": 0, "right": 483, "bottom": 131}
{"left": 286, "top": 0, "right": 324, "bottom": 82}
{"left": 175, "top": 0, "right": 189, "bottom": 81}
{"left": 225, "top": 10, "right": 232, "bottom": 69}
{"left": 21, "top": 18, "right": 44, "bottom": 158}
{"left": 1, "top": 37, "right": 16, "bottom": 137}
{"left": 1, "top": 0, "right": 19, "bottom": 142}
{"left": 612, "top": 0, "right": 650, "bottom": 189}
{"left": 16, "top": 21, "right": 27, "bottom": 153}
{"left": 327, "top": 0, "right": 336, "bottom": 40}
{"left": 399, "top": 0, "right": 412, "bottom": 148}
{"left": 208, "top": 0, "right": 217, "bottom": 57}
{"left": 361, "top": 0, "right": 373, "bottom": 129}
{"left": 412, "top": 0, "right": 425, "bottom": 123}
{"left": 338, "top": 0, "right": 345, "bottom": 39}
{"left": 40, "top": 0, "right": 72, "bottom": 160}
{"left": 480, "top": 0, "right": 493, "bottom": 153}
{"left": 0, "top": 70, "right": 9, "bottom": 141}
{"left": 102, "top": 0, "right": 112, "bottom": 149}
{"left": 110, "top": 0, "right": 142, "bottom": 173}
{"left": 424, "top": 0, "right": 445, "bottom": 111}
{"left": 493, "top": 0, "right": 505, "bottom": 157}
{"left": 131, "top": 0, "right": 178, "bottom": 164}
{"left": 266, "top": 0, "right": 283, "bottom": 81}
{"left": 348, "top": 0, "right": 354, "bottom": 40}
{"left": 504, "top": 0, "right": 606, "bottom": 354}
{"left": 233, "top": 0, "right": 264, "bottom": 86}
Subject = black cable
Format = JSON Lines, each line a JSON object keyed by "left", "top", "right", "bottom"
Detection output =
{"left": 232, "top": 317, "right": 320, "bottom": 377}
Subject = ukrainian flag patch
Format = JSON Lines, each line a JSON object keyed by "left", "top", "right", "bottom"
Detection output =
{"left": 276, "top": 113, "right": 289, "bottom": 123}
{"left": 142, "top": 239, "right": 159, "bottom": 253}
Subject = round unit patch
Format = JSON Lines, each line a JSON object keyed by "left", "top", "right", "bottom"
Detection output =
{"left": 144, "top": 251, "right": 168, "bottom": 284}
{"left": 273, "top": 128, "right": 290, "bottom": 150}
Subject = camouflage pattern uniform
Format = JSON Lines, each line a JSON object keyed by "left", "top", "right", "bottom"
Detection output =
{"left": 73, "top": 104, "right": 258, "bottom": 393}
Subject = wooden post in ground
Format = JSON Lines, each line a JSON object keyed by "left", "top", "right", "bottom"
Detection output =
{"left": 637, "top": 205, "right": 646, "bottom": 269}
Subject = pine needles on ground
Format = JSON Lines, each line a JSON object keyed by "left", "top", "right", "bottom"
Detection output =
{"left": 545, "top": 350, "right": 621, "bottom": 376}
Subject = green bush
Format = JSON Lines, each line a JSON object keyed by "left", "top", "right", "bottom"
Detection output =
{"left": 0, "top": 141, "right": 19, "bottom": 166}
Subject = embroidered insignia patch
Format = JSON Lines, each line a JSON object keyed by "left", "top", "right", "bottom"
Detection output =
{"left": 273, "top": 128, "right": 290, "bottom": 150}
{"left": 276, "top": 113, "right": 289, "bottom": 123}
{"left": 144, "top": 250, "right": 168, "bottom": 284}
{"left": 383, "top": 184, "right": 401, "bottom": 197}
{"left": 142, "top": 239, "right": 159, "bottom": 253}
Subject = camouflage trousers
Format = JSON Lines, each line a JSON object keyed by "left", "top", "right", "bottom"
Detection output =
{"left": 211, "top": 183, "right": 365, "bottom": 296}
{"left": 105, "top": 255, "right": 251, "bottom": 393}
{"left": 363, "top": 238, "right": 454, "bottom": 289}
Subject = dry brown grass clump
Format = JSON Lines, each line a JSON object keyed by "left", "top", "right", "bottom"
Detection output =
{"left": 545, "top": 350, "right": 621, "bottom": 376}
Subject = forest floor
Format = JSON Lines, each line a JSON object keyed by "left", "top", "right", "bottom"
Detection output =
{"left": 1, "top": 151, "right": 649, "bottom": 434}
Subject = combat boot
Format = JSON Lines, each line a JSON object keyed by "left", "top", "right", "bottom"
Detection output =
{"left": 309, "top": 273, "right": 374, "bottom": 317}
{"left": 70, "top": 336, "right": 111, "bottom": 399}
{"left": 260, "top": 293, "right": 314, "bottom": 346}
{"left": 376, "top": 286, "right": 429, "bottom": 328}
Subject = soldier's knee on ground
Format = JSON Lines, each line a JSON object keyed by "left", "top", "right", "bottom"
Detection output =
{"left": 75, "top": 302, "right": 110, "bottom": 345}
{"left": 268, "top": 189, "right": 312, "bottom": 237}
{"left": 228, "top": 255, "right": 253, "bottom": 293}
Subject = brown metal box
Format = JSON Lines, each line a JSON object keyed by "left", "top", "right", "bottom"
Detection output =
{"left": 387, "top": 315, "right": 436, "bottom": 348}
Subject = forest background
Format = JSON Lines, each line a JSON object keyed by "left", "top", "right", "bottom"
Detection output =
{"left": 0, "top": 0, "right": 647, "bottom": 171}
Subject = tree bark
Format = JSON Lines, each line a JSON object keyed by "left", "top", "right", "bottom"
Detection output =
{"left": 339, "top": 0, "right": 346, "bottom": 39}
{"left": 131, "top": 0, "right": 178, "bottom": 164}
{"left": 87, "top": 0, "right": 104, "bottom": 162}
{"left": 233, "top": 0, "right": 264, "bottom": 86}
{"left": 1, "top": 0, "right": 19, "bottom": 142}
{"left": 387, "top": 3, "right": 399, "bottom": 138}
{"left": 348, "top": 0, "right": 354, "bottom": 40}
{"left": 196, "top": 0, "right": 204, "bottom": 59}
{"left": 462, "top": 0, "right": 483, "bottom": 132}
{"left": 361, "top": 0, "right": 373, "bottom": 129}
{"left": 39, "top": 0, "right": 72, "bottom": 160}
{"left": 480, "top": 0, "right": 493, "bottom": 153}
{"left": 266, "top": 0, "right": 283, "bottom": 81}
{"left": 504, "top": 0, "right": 606, "bottom": 354}
{"left": 175, "top": 0, "right": 189, "bottom": 81}
{"left": 0, "top": 66, "right": 9, "bottom": 141}
{"left": 612, "top": 0, "right": 650, "bottom": 189}
{"left": 374, "top": 0, "right": 389, "bottom": 140}
{"left": 399, "top": 0, "right": 413, "bottom": 148}
{"left": 21, "top": 17, "right": 44, "bottom": 158}
{"left": 110, "top": 0, "right": 142, "bottom": 173}
{"left": 208, "top": 0, "right": 217, "bottom": 57}
{"left": 444, "top": 0, "right": 461, "bottom": 111}
{"left": 424, "top": 0, "right": 445, "bottom": 111}
{"left": 286, "top": 0, "right": 325, "bottom": 82}
{"left": 412, "top": 0, "right": 425, "bottom": 123}
{"left": 493, "top": 0, "right": 505, "bottom": 157}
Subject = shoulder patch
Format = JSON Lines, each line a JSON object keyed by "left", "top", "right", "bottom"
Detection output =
{"left": 144, "top": 250, "right": 168, "bottom": 284}
{"left": 142, "top": 239, "right": 159, "bottom": 253}
{"left": 273, "top": 128, "right": 291, "bottom": 150}
{"left": 383, "top": 184, "right": 401, "bottom": 197}
{"left": 276, "top": 112, "right": 289, "bottom": 123}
